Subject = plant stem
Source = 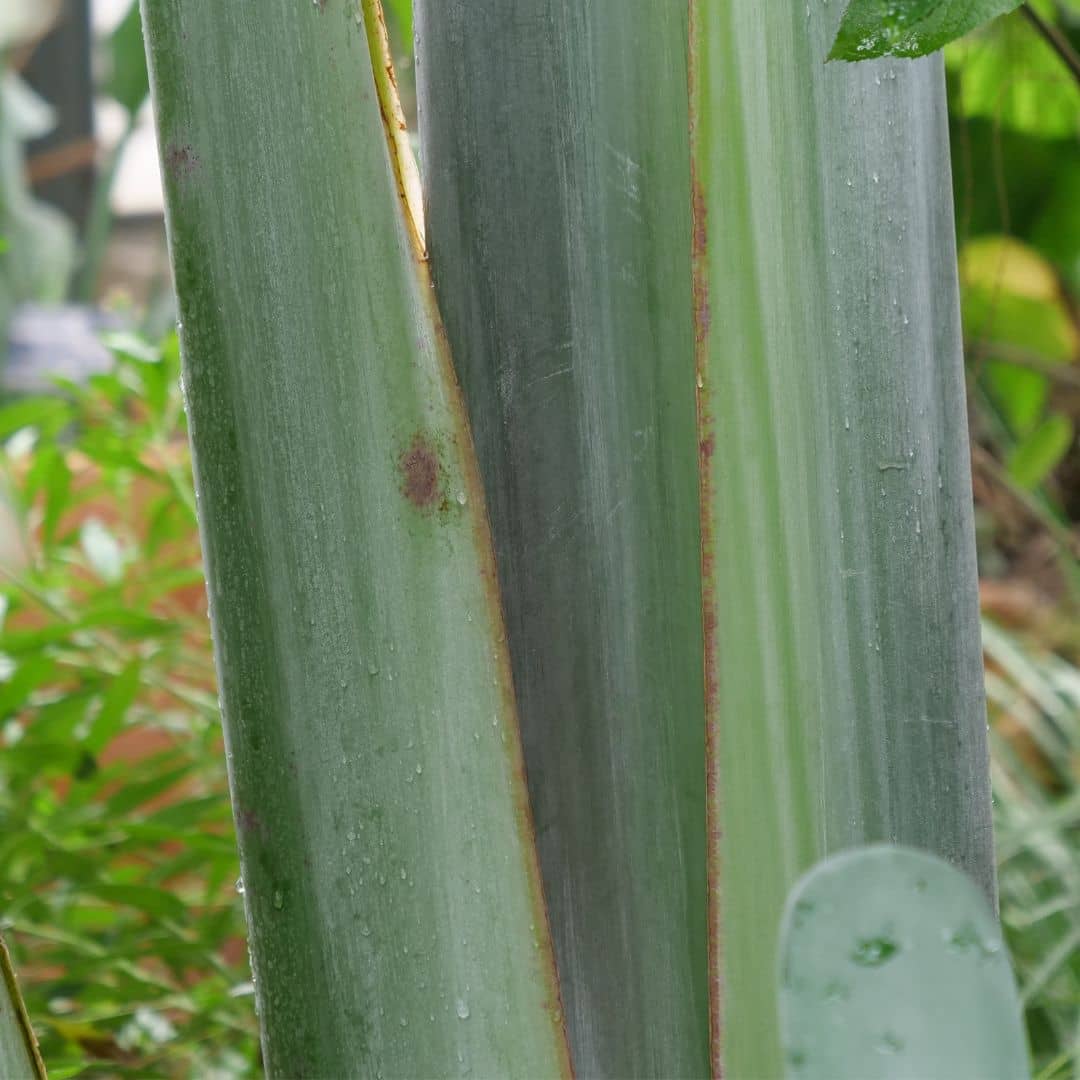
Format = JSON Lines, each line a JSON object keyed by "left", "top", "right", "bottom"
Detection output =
{"left": 972, "top": 444, "right": 1080, "bottom": 564}
{"left": 967, "top": 340, "right": 1080, "bottom": 393}
{"left": 1021, "top": 4, "right": 1080, "bottom": 90}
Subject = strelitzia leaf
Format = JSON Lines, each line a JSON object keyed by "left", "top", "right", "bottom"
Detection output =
{"left": 692, "top": 2, "right": 996, "bottom": 1074}
{"left": 780, "top": 846, "right": 1029, "bottom": 1080}
{"left": 415, "top": 1, "right": 708, "bottom": 1074}
{"left": 830, "top": 0, "right": 1024, "bottom": 60}
{"left": 140, "top": 0, "right": 570, "bottom": 1075}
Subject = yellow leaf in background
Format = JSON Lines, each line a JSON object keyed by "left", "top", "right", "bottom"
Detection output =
{"left": 960, "top": 236, "right": 1079, "bottom": 360}
{"left": 961, "top": 235, "right": 1063, "bottom": 301}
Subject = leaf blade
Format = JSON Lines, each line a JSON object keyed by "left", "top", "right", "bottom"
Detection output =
{"left": 140, "top": 0, "right": 569, "bottom": 1074}
{"left": 415, "top": 2, "right": 709, "bottom": 1074}
{"left": 692, "top": 6, "right": 997, "bottom": 1074}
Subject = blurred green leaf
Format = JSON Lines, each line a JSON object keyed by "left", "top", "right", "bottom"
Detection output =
{"left": 0, "top": 397, "right": 74, "bottom": 441}
{"left": 84, "top": 661, "right": 141, "bottom": 753}
{"left": 1009, "top": 413, "right": 1075, "bottom": 488}
{"left": 383, "top": 0, "right": 412, "bottom": 49}
{"left": 961, "top": 237, "right": 1076, "bottom": 451}
{"left": 947, "top": 7, "right": 1080, "bottom": 137}
{"left": 985, "top": 363, "right": 1051, "bottom": 436}
{"left": 961, "top": 237, "right": 1077, "bottom": 362}
{"left": 102, "top": 1, "right": 149, "bottom": 116}
{"left": 77, "top": 884, "right": 187, "bottom": 924}
{"left": 25, "top": 446, "right": 72, "bottom": 549}
{"left": 1031, "top": 160, "right": 1080, "bottom": 292}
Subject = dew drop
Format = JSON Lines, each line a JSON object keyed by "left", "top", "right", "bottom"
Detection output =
{"left": 851, "top": 935, "right": 899, "bottom": 967}
{"left": 875, "top": 1032, "right": 904, "bottom": 1055}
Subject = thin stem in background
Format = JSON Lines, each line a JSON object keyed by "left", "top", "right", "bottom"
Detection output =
{"left": 1021, "top": 4, "right": 1080, "bottom": 90}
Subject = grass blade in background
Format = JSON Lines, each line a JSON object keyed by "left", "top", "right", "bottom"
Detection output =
{"left": 691, "top": 4, "right": 997, "bottom": 1074}
{"left": 780, "top": 846, "right": 1028, "bottom": 1079}
{"left": 415, "top": 3, "right": 707, "bottom": 1075}
{"left": 0, "top": 936, "right": 44, "bottom": 1079}
{"left": 140, "top": 1, "right": 569, "bottom": 1075}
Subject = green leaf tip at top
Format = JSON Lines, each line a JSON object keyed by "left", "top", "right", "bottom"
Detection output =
{"left": 828, "top": 0, "right": 1025, "bottom": 61}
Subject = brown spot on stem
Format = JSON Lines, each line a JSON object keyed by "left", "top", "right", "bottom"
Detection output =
{"left": 399, "top": 434, "right": 442, "bottom": 510}
{"left": 235, "top": 804, "right": 265, "bottom": 838}
{"left": 692, "top": 173, "right": 708, "bottom": 261}
{"left": 691, "top": 174, "right": 711, "bottom": 345}
{"left": 164, "top": 143, "right": 200, "bottom": 181}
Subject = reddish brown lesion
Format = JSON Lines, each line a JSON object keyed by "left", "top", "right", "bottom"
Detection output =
{"left": 398, "top": 434, "right": 443, "bottom": 510}
{"left": 234, "top": 804, "right": 265, "bottom": 839}
{"left": 689, "top": 13, "right": 723, "bottom": 1057}
{"left": 164, "top": 142, "right": 200, "bottom": 181}
{"left": 691, "top": 174, "right": 712, "bottom": 349}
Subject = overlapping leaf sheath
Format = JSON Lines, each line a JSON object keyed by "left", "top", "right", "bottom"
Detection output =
{"left": 692, "top": 3, "right": 997, "bottom": 1074}
{"left": 780, "top": 847, "right": 1028, "bottom": 1079}
{"left": 415, "top": 2, "right": 709, "bottom": 1076}
{"left": 141, "top": 2, "right": 569, "bottom": 1075}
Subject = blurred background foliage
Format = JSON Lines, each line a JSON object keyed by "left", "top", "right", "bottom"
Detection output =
{"left": 0, "top": 0, "right": 1079, "bottom": 1076}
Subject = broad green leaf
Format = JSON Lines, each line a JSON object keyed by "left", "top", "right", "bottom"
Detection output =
{"left": 830, "top": 0, "right": 1024, "bottom": 60}
{"left": 0, "top": 936, "right": 45, "bottom": 1079}
{"left": 140, "top": 0, "right": 569, "bottom": 1075}
{"left": 415, "top": 1, "right": 707, "bottom": 1074}
{"left": 693, "top": 5, "right": 996, "bottom": 1074}
{"left": 780, "top": 846, "right": 1029, "bottom": 1079}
